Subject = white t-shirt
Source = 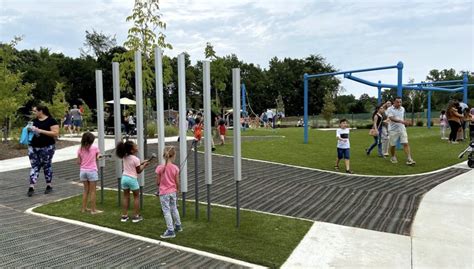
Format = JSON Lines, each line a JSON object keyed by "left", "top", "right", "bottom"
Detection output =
{"left": 266, "top": 110, "right": 274, "bottom": 120}
{"left": 336, "top": 128, "right": 350, "bottom": 149}
{"left": 387, "top": 106, "right": 406, "bottom": 132}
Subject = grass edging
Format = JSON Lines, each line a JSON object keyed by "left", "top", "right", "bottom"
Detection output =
{"left": 32, "top": 190, "right": 313, "bottom": 268}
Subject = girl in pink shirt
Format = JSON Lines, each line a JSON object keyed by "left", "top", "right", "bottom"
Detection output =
{"left": 116, "top": 141, "right": 150, "bottom": 223}
{"left": 77, "top": 132, "right": 101, "bottom": 214}
{"left": 155, "top": 146, "right": 182, "bottom": 238}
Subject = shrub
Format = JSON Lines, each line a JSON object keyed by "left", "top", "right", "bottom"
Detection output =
{"left": 416, "top": 120, "right": 423, "bottom": 127}
{"left": 165, "top": 125, "right": 178, "bottom": 137}
{"left": 147, "top": 122, "right": 157, "bottom": 138}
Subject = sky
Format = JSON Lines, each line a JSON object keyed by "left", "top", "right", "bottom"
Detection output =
{"left": 1, "top": 0, "right": 473, "bottom": 98}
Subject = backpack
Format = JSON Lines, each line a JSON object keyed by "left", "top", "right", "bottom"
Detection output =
{"left": 262, "top": 113, "right": 268, "bottom": 121}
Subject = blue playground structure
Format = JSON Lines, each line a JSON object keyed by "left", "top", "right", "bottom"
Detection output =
{"left": 303, "top": 61, "right": 472, "bottom": 144}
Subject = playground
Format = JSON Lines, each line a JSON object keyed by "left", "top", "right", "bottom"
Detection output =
{"left": 1, "top": 0, "right": 473, "bottom": 267}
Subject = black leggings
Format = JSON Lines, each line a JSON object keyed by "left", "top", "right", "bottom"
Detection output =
{"left": 448, "top": 120, "right": 461, "bottom": 142}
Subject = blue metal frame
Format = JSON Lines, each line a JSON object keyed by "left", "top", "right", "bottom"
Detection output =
{"left": 303, "top": 62, "right": 470, "bottom": 144}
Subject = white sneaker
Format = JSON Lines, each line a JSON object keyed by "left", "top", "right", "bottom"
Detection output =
{"left": 406, "top": 159, "right": 416, "bottom": 165}
{"left": 390, "top": 157, "right": 398, "bottom": 164}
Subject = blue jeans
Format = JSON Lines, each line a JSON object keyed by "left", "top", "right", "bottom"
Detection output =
{"left": 367, "top": 127, "right": 382, "bottom": 156}
{"left": 159, "top": 192, "right": 181, "bottom": 231}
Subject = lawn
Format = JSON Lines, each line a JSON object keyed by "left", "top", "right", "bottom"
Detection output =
{"left": 34, "top": 190, "right": 312, "bottom": 268}
{"left": 213, "top": 127, "right": 468, "bottom": 175}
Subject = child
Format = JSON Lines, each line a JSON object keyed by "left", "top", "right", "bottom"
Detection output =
{"left": 193, "top": 116, "right": 203, "bottom": 143}
{"left": 335, "top": 119, "right": 353, "bottom": 174}
{"left": 116, "top": 141, "right": 150, "bottom": 223}
{"left": 440, "top": 110, "right": 448, "bottom": 140}
{"left": 218, "top": 119, "right": 226, "bottom": 145}
{"left": 77, "top": 132, "right": 102, "bottom": 214}
{"left": 155, "top": 146, "right": 182, "bottom": 239}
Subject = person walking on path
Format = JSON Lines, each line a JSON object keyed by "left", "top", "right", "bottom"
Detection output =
{"left": 116, "top": 141, "right": 150, "bottom": 223}
{"left": 335, "top": 119, "right": 353, "bottom": 174}
{"left": 70, "top": 105, "right": 83, "bottom": 135}
{"left": 77, "top": 132, "right": 102, "bottom": 214}
{"left": 381, "top": 100, "right": 392, "bottom": 157}
{"left": 366, "top": 105, "right": 385, "bottom": 157}
{"left": 218, "top": 119, "right": 226, "bottom": 145}
{"left": 155, "top": 146, "right": 183, "bottom": 239}
{"left": 63, "top": 109, "right": 73, "bottom": 136}
{"left": 27, "top": 104, "right": 59, "bottom": 197}
{"left": 387, "top": 97, "right": 416, "bottom": 165}
{"left": 446, "top": 101, "right": 463, "bottom": 144}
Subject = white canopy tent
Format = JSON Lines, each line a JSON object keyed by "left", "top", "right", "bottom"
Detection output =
{"left": 106, "top": 97, "right": 136, "bottom": 105}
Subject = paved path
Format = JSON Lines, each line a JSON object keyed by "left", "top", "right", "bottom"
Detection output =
{"left": 1, "top": 138, "right": 472, "bottom": 268}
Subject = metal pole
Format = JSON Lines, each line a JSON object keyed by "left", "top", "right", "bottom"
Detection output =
{"left": 178, "top": 53, "right": 188, "bottom": 217}
{"left": 134, "top": 51, "right": 145, "bottom": 210}
{"left": 427, "top": 91, "right": 432, "bottom": 129}
{"left": 233, "top": 68, "right": 242, "bottom": 228}
{"left": 377, "top": 80, "right": 382, "bottom": 105}
{"left": 194, "top": 141, "right": 199, "bottom": 219}
{"left": 303, "top": 73, "right": 309, "bottom": 144}
{"left": 95, "top": 70, "right": 105, "bottom": 204}
{"left": 203, "top": 61, "right": 212, "bottom": 222}
{"left": 463, "top": 72, "right": 468, "bottom": 104}
{"left": 155, "top": 47, "right": 165, "bottom": 165}
{"left": 112, "top": 62, "right": 122, "bottom": 207}
{"left": 397, "top": 61, "right": 403, "bottom": 97}
{"left": 397, "top": 62, "right": 403, "bottom": 150}
{"left": 241, "top": 83, "right": 246, "bottom": 131}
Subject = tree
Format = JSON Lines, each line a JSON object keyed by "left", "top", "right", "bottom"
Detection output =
{"left": 80, "top": 29, "right": 117, "bottom": 59}
{"left": 114, "top": 0, "right": 172, "bottom": 94}
{"left": 204, "top": 42, "right": 216, "bottom": 60}
{"left": 0, "top": 37, "right": 35, "bottom": 141}
{"left": 47, "top": 82, "right": 69, "bottom": 122}
{"left": 321, "top": 92, "right": 336, "bottom": 126}
{"left": 204, "top": 43, "right": 228, "bottom": 111}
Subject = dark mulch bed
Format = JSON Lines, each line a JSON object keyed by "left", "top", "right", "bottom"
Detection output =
{"left": 0, "top": 140, "right": 80, "bottom": 160}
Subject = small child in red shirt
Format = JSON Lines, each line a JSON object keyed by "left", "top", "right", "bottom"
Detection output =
{"left": 218, "top": 119, "right": 226, "bottom": 145}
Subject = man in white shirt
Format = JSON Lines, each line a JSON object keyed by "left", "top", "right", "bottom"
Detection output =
{"left": 387, "top": 97, "right": 416, "bottom": 165}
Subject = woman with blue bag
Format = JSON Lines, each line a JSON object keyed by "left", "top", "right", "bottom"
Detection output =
{"left": 26, "top": 104, "right": 59, "bottom": 197}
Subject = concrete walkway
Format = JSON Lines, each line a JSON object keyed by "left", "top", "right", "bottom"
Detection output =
{"left": 282, "top": 166, "right": 473, "bottom": 269}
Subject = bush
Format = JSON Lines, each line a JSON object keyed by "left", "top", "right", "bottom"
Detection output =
{"left": 416, "top": 120, "right": 424, "bottom": 127}
{"left": 165, "top": 125, "right": 178, "bottom": 137}
{"left": 147, "top": 122, "right": 157, "bottom": 138}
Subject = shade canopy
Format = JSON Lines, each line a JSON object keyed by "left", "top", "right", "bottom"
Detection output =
{"left": 105, "top": 97, "right": 136, "bottom": 105}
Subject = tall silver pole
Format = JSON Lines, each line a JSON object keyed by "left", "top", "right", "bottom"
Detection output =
{"left": 95, "top": 70, "right": 105, "bottom": 204}
{"left": 178, "top": 53, "right": 188, "bottom": 216}
{"left": 135, "top": 51, "right": 145, "bottom": 209}
{"left": 232, "top": 68, "right": 241, "bottom": 228}
{"left": 112, "top": 62, "right": 122, "bottom": 206}
{"left": 155, "top": 47, "right": 165, "bottom": 165}
{"left": 203, "top": 61, "right": 212, "bottom": 221}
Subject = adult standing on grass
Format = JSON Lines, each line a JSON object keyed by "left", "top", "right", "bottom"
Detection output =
{"left": 27, "top": 104, "right": 59, "bottom": 197}
{"left": 366, "top": 105, "right": 385, "bottom": 157}
{"left": 387, "top": 97, "right": 416, "bottom": 165}
{"left": 70, "top": 105, "right": 83, "bottom": 135}
{"left": 446, "top": 101, "right": 463, "bottom": 144}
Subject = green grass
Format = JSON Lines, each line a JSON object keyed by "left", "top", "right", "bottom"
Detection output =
{"left": 214, "top": 127, "right": 468, "bottom": 175}
{"left": 34, "top": 190, "right": 312, "bottom": 268}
